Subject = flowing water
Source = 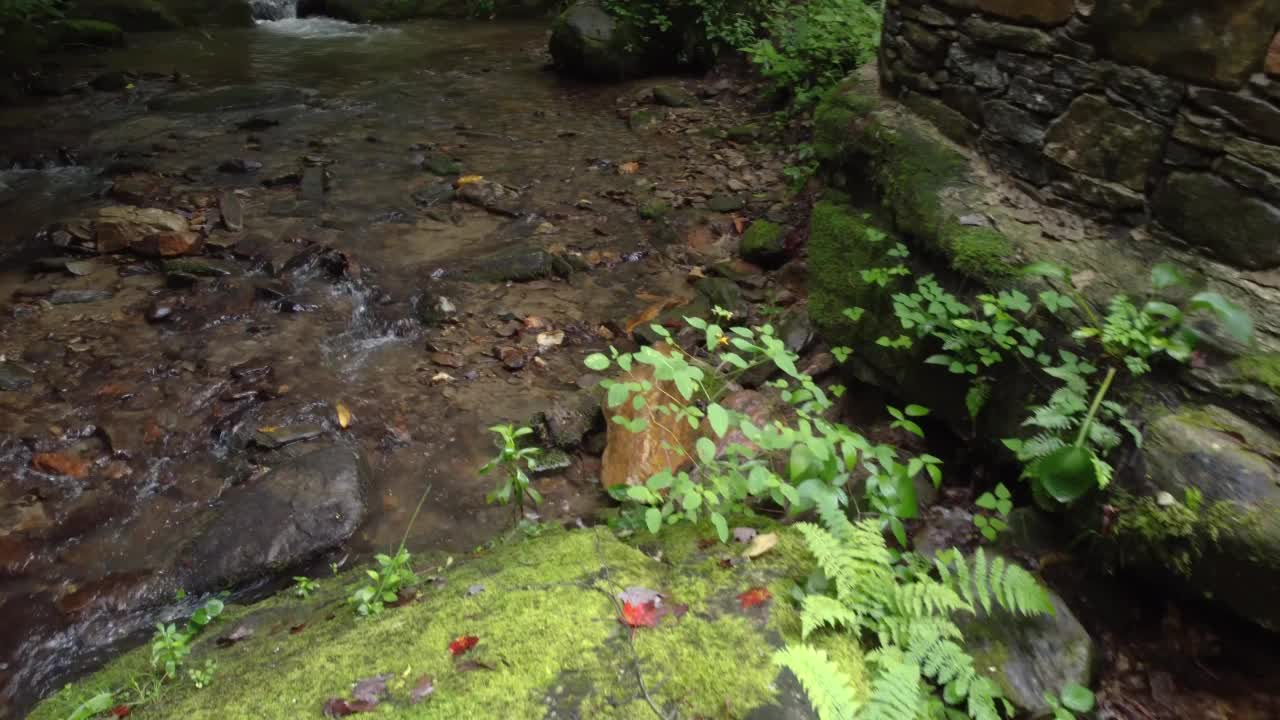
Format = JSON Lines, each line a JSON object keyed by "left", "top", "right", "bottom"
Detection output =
{"left": 0, "top": 17, "right": 792, "bottom": 715}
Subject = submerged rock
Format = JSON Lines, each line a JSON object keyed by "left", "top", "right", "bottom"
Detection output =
{"left": 456, "top": 179, "right": 522, "bottom": 216}
{"left": 0, "top": 361, "right": 35, "bottom": 391}
{"left": 179, "top": 445, "right": 369, "bottom": 591}
{"left": 458, "top": 249, "right": 573, "bottom": 282}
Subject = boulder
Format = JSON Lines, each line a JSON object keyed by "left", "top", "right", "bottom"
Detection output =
{"left": 739, "top": 220, "right": 787, "bottom": 268}
{"left": 0, "top": 361, "right": 35, "bottom": 391}
{"left": 1117, "top": 405, "right": 1280, "bottom": 631}
{"left": 975, "top": 0, "right": 1074, "bottom": 26}
{"left": 56, "top": 19, "right": 126, "bottom": 47}
{"left": 601, "top": 343, "right": 699, "bottom": 488}
{"left": 180, "top": 445, "right": 369, "bottom": 591}
{"left": 1043, "top": 95, "right": 1165, "bottom": 191}
{"left": 68, "top": 0, "right": 254, "bottom": 30}
{"left": 959, "top": 585, "right": 1097, "bottom": 716}
{"left": 549, "top": 0, "right": 649, "bottom": 80}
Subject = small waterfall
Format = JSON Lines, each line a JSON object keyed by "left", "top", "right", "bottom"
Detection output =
{"left": 250, "top": 0, "right": 297, "bottom": 21}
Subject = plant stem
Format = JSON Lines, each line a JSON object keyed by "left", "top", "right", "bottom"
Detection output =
{"left": 397, "top": 483, "right": 434, "bottom": 553}
{"left": 1073, "top": 367, "right": 1117, "bottom": 448}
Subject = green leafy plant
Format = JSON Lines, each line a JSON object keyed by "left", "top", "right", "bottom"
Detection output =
{"left": 293, "top": 576, "right": 319, "bottom": 599}
{"left": 776, "top": 499, "right": 1055, "bottom": 720}
{"left": 973, "top": 483, "right": 1012, "bottom": 542}
{"left": 1045, "top": 683, "right": 1096, "bottom": 720}
{"left": 350, "top": 485, "right": 432, "bottom": 616}
{"left": 585, "top": 309, "right": 941, "bottom": 545}
{"left": 150, "top": 597, "right": 223, "bottom": 679}
{"left": 186, "top": 659, "right": 217, "bottom": 690}
{"left": 744, "top": 0, "right": 883, "bottom": 108}
{"left": 480, "top": 424, "right": 543, "bottom": 523}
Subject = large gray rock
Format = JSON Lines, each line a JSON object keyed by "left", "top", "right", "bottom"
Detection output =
{"left": 1044, "top": 95, "right": 1165, "bottom": 191}
{"left": 1152, "top": 171, "right": 1280, "bottom": 270}
{"left": 548, "top": 1, "right": 648, "bottom": 80}
{"left": 960, "top": 586, "right": 1096, "bottom": 716}
{"left": 180, "top": 445, "right": 369, "bottom": 591}
{"left": 1121, "top": 405, "right": 1280, "bottom": 631}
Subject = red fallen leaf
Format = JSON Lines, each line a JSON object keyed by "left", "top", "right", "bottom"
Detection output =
{"left": 620, "top": 600, "right": 663, "bottom": 629}
{"left": 31, "top": 452, "right": 90, "bottom": 478}
{"left": 737, "top": 587, "right": 772, "bottom": 610}
{"left": 110, "top": 706, "right": 131, "bottom": 718}
{"left": 449, "top": 635, "right": 479, "bottom": 656}
{"left": 456, "top": 659, "right": 496, "bottom": 672}
{"left": 322, "top": 698, "right": 377, "bottom": 717}
{"left": 410, "top": 675, "right": 435, "bottom": 704}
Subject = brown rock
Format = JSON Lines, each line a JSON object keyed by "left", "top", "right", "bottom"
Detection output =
{"left": 92, "top": 206, "right": 189, "bottom": 254}
{"left": 600, "top": 343, "right": 699, "bottom": 488}
{"left": 976, "top": 0, "right": 1074, "bottom": 26}
{"left": 108, "top": 173, "right": 168, "bottom": 206}
{"left": 31, "top": 452, "right": 90, "bottom": 478}
{"left": 132, "top": 231, "right": 203, "bottom": 258}
{"left": 497, "top": 345, "right": 526, "bottom": 370}
{"left": 1268, "top": 32, "right": 1280, "bottom": 76}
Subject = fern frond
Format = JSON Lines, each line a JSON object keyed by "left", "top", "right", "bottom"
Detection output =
{"left": 1092, "top": 455, "right": 1114, "bottom": 491}
{"left": 862, "top": 648, "right": 926, "bottom": 720}
{"left": 891, "top": 581, "right": 969, "bottom": 619}
{"left": 801, "top": 594, "right": 862, "bottom": 639}
{"left": 966, "top": 676, "right": 1010, "bottom": 720}
{"left": 938, "top": 549, "right": 1055, "bottom": 617}
{"left": 1019, "top": 433, "right": 1066, "bottom": 459}
{"left": 773, "top": 646, "right": 861, "bottom": 720}
{"left": 795, "top": 520, "right": 894, "bottom": 610}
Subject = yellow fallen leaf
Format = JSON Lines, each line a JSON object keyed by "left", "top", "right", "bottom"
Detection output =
{"left": 336, "top": 402, "right": 352, "bottom": 430}
{"left": 619, "top": 161, "right": 640, "bottom": 175}
{"left": 456, "top": 175, "right": 484, "bottom": 187}
{"left": 742, "top": 532, "right": 779, "bottom": 559}
{"left": 431, "top": 372, "right": 455, "bottom": 384}
{"left": 257, "top": 425, "right": 278, "bottom": 433}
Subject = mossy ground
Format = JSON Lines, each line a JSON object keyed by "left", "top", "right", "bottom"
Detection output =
{"left": 33, "top": 527, "right": 866, "bottom": 719}
{"left": 1233, "top": 352, "right": 1280, "bottom": 395}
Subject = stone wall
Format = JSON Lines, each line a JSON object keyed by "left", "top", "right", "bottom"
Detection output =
{"left": 879, "top": 0, "right": 1280, "bottom": 272}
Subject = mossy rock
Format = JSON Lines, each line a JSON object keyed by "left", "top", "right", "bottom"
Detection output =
{"left": 67, "top": 0, "right": 253, "bottom": 30}
{"left": 548, "top": 0, "right": 652, "bottom": 80}
{"left": 56, "top": 19, "right": 126, "bottom": 47}
{"left": 638, "top": 201, "right": 670, "bottom": 220}
{"left": 31, "top": 527, "right": 867, "bottom": 719}
{"left": 739, "top": 219, "right": 786, "bottom": 268}
{"left": 459, "top": 249, "right": 574, "bottom": 282}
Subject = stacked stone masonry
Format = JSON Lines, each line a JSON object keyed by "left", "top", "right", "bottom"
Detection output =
{"left": 880, "top": 0, "right": 1280, "bottom": 271}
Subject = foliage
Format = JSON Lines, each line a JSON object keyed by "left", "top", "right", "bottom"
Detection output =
{"left": 186, "top": 660, "right": 217, "bottom": 690}
{"left": 744, "top": 0, "right": 883, "bottom": 108}
{"left": 601, "top": 0, "right": 771, "bottom": 58}
{"left": 350, "top": 547, "right": 417, "bottom": 617}
{"left": 776, "top": 502, "right": 1054, "bottom": 720}
{"left": 151, "top": 598, "right": 223, "bottom": 679}
{"left": 293, "top": 576, "right": 319, "bottom": 599}
{"left": 585, "top": 309, "right": 942, "bottom": 546}
{"left": 480, "top": 424, "right": 543, "bottom": 523}
{"left": 973, "top": 483, "right": 1011, "bottom": 542}
{"left": 866, "top": 247, "right": 1251, "bottom": 504}
{"left": 350, "top": 485, "right": 432, "bottom": 616}
{"left": 0, "top": 0, "right": 61, "bottom": 26}
{"left": 1045, "top": 683, "right": 1095, "bottom": 720}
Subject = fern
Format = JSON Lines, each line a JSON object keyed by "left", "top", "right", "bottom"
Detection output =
{"left": 779, "top": 519, "right": 1055, "bottom": 720}
{"left": 774, "top": 646, "right": 861, "bottom": 720}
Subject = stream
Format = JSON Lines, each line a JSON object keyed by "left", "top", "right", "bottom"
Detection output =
{"left": 0, "top": 14, "right": 799, "bottom": 715}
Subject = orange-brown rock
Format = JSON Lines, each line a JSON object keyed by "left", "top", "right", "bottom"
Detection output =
{"left": 132, "top": 230, "right": 204, "bottom": 258}
{"left": 600, "top": 343, "right": 699, "bottom": 488}
{"left": 92, "top": 206, "right": 189, "bottom": 254}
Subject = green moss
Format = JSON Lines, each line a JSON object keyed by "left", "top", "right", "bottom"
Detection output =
{"left": 871, "top": 124, "right": 969, "bottom": 242}
{"left": 638, "top": 201, "right": 671, "bottom": 220}
{"left": 938, "top": 223, "right": 1015, "bottom": 282}
{"left": 33, "top": 528, "right": 864, "bottom": 720}
{"left": 1110, "top": 490, "right": 1249, "bottom": 578}
{"left": 1233, "top": 353, "right": 1280, "bottom": 394}
{"left": 739, "top": 219, "right": 786, "bottom": 266}
{"left": 813, "top": 82, "right": 878, "bottom": 162}
{"left": 806, "top": 202, "right": 895, "bottom": 347}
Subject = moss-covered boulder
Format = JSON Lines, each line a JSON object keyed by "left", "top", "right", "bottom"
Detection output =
{"left": 739, "top": 219, "right": 786, "bottom": 267}
{"left": 31, "top": 528, "right": 867, "bottom": 719}
{"left": 56, "top": 19, "right": 127, "bottom": 46}
{"left": 548, "top": 0, "right": 651, "bottom": 80}
{"left": 1111, "top": 404, "right": 1280, "bottom": 631}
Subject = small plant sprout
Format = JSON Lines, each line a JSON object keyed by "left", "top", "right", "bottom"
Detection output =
{"left": 479, "top": 424, "right": 543, "bottom": 524}
{"left": 293, "top": 576, "right": 319, "bottom": 599}
{"left": 350, "top": 485, "right": 432, "bottom": 617}
{"left": 187, "top": 659, "right": 217, "bottom": 689}
{"left": 974, "top": 483, "right": 1013, "bottom": 542}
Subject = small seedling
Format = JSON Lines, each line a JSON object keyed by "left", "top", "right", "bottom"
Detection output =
{"left": 480, "top": 424, "right": 543, "bottom": 525}
{"left": 293, "top": 576, "right": 319, "bottom": 599}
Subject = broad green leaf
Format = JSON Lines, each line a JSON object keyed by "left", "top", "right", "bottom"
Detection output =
{"left": 584, "top": 353, "right": 611, "bottom": 371}
{"left": 696, "top": 437, "right": 717, "bottom": 465}
{"left": 1038, "top": 446, "right": 1097, "bottom": 503}
{"left": 607, "top": 382, "right": 631, "bottom": 408}
{"left": 975, "top": 492, "right": 998, "bottom": 510}
{"left": 645, "top": 508, "right": 662, "bottom": 534}
{"left": 1022, "top": 261, "right": 1068, "bottom": 280}
{"left": 708, "top": 403, "right": 730, "bottom": 438}
{"left": 1061, "top": 684, "right": 1096, "bottom": 713}
{"left": 1150, "top": 263, "right": 1187, "bottom": 290}
{"left": 904, "top": 404, "right": 930, "bottom": 417}
{"left": 1189, "top": 291, "right": 1253, "bottom": 344}
{"left": 710, "top": 512, "right": 729, "bottom": 543}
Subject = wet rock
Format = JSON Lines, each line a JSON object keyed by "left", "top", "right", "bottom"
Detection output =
{"left": 497, "top": 345, "right": 526, "bottom": 370}
{"left": 460, "top": 249, "right": 573, "bottom": 282}
{"left": 653, "top": 85, "right": 697, "bottom": 108}
{"left": 47, "top": 289, "right": 114, "bottom": 305}
{"left": 421, "top": 153, "right": 461, "bottom": 176}
{"left": 31, "top": 258, "right": 95, "bottom": 276}
{"left": 974, "top": 0, "right": 1074, "bottom": 26}
{"left": 0, "top": 362, "right": 35, "bottom": 391}
{"left": 601, "top": 343, "right": 698, "bottom": 488}
{"left": 90, "top": 71, "right": 132, "bottom": 92}
{"left": 430, "top": 351, "right": 464, "bottom": 368}
{"left": 162, "top": 258, "right": 233, "bottom": 276}
{"left": 219, "top": 191, "right": 244, "bottom": 232}
{"left": 180, "top": 445, "right": 369, "bottom": 591}
{"left": 456, "top": 179, "right": 522, "bottom": 216}
{"left": 415, "top": 292, "right": 459, "bottom": 325}
{"left": 549, "top": 0, "right": 650, "bottom": 80}
{"left": 411, "top": 181, "right": 455, "bottom": 208}
{"left": 108, "top": 173, "right": 169, "bottom": 205}
{"left": 693, "top": 277, "right": 744, "bottom": 316}
{"left": 530, "top": 448, "right": 573, "bottom": 475}
{"left": 958, "top": 584, "right": 1096, "bottom": 716}
{"left": 132, "top": 230, "right": 203, "bottom": 258}
{"left": 252, "top": 424, "right": 325, "bottom": 450}
{"left": 707, "top": 193, "right": 745, "bottom": 212}
{"left": 218, "top": 158, "right": 263, "bottom": 174}
{"left": 537, "top": 392, "right": 603, "bottom": 449}
{"left": 91, "top": 206, "right": 190, "bottom": 254}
